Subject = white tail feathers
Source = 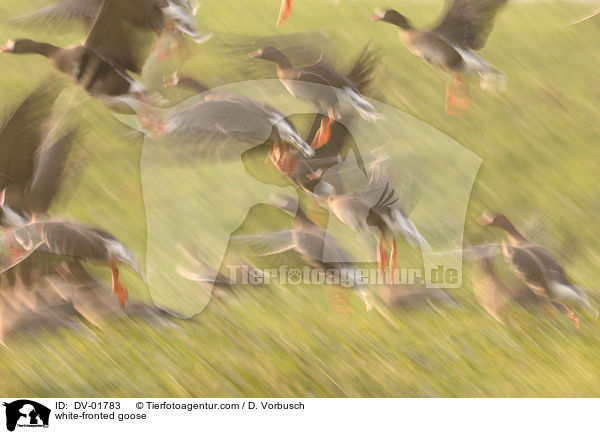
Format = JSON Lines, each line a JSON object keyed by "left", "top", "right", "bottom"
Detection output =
{"left": 162, "top": 2, "right": 212, "bottom": 44}
{"left": 478, "top": 66, "right": 507, "bottom": 92}
{"left": 272, "top": 117, "right": 315, "bottom": 157}
{"left": 105, "top": 239, "right": 146, "bottom": 282}
{"left": 455, "top": 48, "right": 507, "bottom": 92}
{"left": 340, "top": 87, "right": 383, "bottom": 122}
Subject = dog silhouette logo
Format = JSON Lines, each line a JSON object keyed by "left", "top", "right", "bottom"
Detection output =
{"left": 3, "top": 400, "right": 50, "bottom": 432}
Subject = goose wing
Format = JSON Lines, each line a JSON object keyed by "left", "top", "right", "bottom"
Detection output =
{"left": 504, "top": 245, "right": 551, "bottom": 300}
{"left": 85, "top": 0, "right": 164, "bottom": 73}
{"left": 0, "top": 83, "right": 60, "bottom": 193}
{"left": 231, "top": 230, "right": 297, "bottom": 256}
{"left": 431, "top": 0, "right": 508, "bottom": 50}
{"left": 526, "top": 246, "right": 572, "bottom": 286}
{"left": 28, "top": 129, "right": 76, "bottom": 215}
{"left": 166, "top": 98, "right": 275, "bottom": 148}
{"left": 297, "top": 60, "right": 354, "bottom": 90}
{"left": 9, "top": 0, "right": 101, "bottom": 31}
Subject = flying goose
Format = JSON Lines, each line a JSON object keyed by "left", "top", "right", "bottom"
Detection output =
{"left": 249, "top": 46, "right": 381, "bottom": 149}
{"left": 477, "top": 211, "right": 597, "bottom": 327}
{"left": 232, "top": 198, "right": 372, "bottom": 310}
{"left": 267, "top": 45, "right": 378, "bottom": 191}
{"left": 372, "top": 0, "right": 507, "bottom": 115}
{"left": 315, "top": 161, "right": 428, "bottom": 282}
{"left": 0, "top": 0, "right": 197, "bottom": 126}
{"left": 0, "top": 218, "right": 144, "bottom": 308}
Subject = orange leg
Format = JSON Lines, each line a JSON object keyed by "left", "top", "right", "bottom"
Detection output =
{"left": 445, "top": 72, "right": 471, "bottom": 116}
{"left": 377, "top": 231, "right": 388, "bottom": 274}
{"left": 560, "top": 303, "right": 580, "bottom": 329}
{"left": 110, "top": 260, "right": 129, "bottom": 309}
{"left": 389, "top": 237, "right": 398, "bottom": 284}
{"left": 310, "top": 116, "right": 333, "bottom": 149}
{"left": 277, "top": 0, "right": 293, "bottom": 26}
{"left": 267, "top": 136, "right": 286, "bottom": 165}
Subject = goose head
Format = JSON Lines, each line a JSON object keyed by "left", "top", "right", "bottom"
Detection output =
{"left": 249, "top": 46, "right": 292, "bottom": 69}
{"left": 371, "top": 9, "right": 412, "bottom": 30}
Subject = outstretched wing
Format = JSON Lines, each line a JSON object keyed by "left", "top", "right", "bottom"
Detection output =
{"left": 28, "top": 129, "right": 77, "bottom": 215}
{"left": 431, "top": 0, "right": 508, "bottom": 50}
{"left": 85, "top": 0, "right": 164, "bottom": 73}
{"left": 0, "top": 82, "right": 61, "bottom": 193}
{"left": 9, "top": 0, "right": 102, "bottom": 31}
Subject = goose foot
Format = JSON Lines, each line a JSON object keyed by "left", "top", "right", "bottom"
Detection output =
{"left": 110, "top": 261, "right": 129, "bottom": 309}
{"left": 377, "top": 231, "right": 388, "bottom": 275}
{"left": 389, "top": 238, "right": 398, "bottom": 284}
{"left": 277, "top": 0, "right": 293, "bottom": 26}
{"left": 445, "top": 73, "right": 470, "bottom": 116}
{"left": 310, "top": 116, "right": 333, "bottom": 149}
{"left": 567, "top": 311, "right": 580, "bottom": 329}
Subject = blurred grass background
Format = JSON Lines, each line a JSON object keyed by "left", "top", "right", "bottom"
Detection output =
{"left": 1, "top": 0, "right": 600, "bottom": 396}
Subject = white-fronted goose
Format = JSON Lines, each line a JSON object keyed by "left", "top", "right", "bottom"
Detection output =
{"left": 249, "top": 46, "right": 381, "bottom": 149}
{"left": 315, "top": 160, "right": 428, "bottom": 281}
{"left": 0, "top": 219, "right": 143, "bottom": 308}
{"left": 232, "top": 198, "right": 372, "bottom": 310}
{"left": 1, "top": 260, "right": 180, "bottom": 345}
{"left": 372, "top": 0, "right": 507, "bottom": 115}
{"left": 0, "top": 0, "right": 192, "bottom": 122}
{"left": 477, "top": 211, "right": 597, "bottom": 327}
{"left": 266, "top": 46, "right": 378, "bottom": 191}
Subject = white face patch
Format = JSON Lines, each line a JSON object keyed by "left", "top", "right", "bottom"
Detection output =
{"left": 1, "top": 39, "right": 15, "bottom": 52}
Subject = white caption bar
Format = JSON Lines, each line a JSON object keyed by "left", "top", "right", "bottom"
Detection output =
{"left": 0, "top": 398, "right": 596, "bottom": 433}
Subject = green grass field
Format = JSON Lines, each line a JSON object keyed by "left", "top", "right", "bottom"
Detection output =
{"left": 1, "top": 0, "right": 600, "bottom": 397}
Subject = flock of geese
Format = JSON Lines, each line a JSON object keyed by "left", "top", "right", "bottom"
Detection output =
{"left": 0, "top": 0, "right": 597, "bottom": 344}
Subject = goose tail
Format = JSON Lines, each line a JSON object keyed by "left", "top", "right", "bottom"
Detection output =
{"left": 273, "top": 117, "right": 315, "bottom": 157}
{"left": 340, "top": 87, "right": 383, "bottom": 122}
{"left": 572, "top": 285, "right": 599, "bottom": 319}
{"left": 478, "top": 62, "right": 507, "bottom": 91}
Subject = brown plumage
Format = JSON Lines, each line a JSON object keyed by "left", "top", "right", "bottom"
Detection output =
{"left": 232, "top": 198, "right": 372, "bottom": 310}
{"left": 473, "top": 257, "right": 539, "bottom": 324}
{"left": 477, "top": 211, "right": 597, "bottom": 327}
{"left": 0, "top": 83, "right": 75, "bottom": 227}
{"left": 250, "top": 45, "right": 380, "bottom": 148}
{"left": 0, "top": 260, "right": 179, "bottom": 345}
{"left": 0, "top": 219, "right": 143, "bottom": 308}
{"left": 267, "top": 45, "right": 378, "bottom": 192}
{"left": 0, "top": 0, "right": 180, "bottom": 107}
{"left": 156, "top": 73, "right": 315, "bottom": 159}
{"left": 372, "top": 0, "right": 508, "bottom": 115}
